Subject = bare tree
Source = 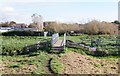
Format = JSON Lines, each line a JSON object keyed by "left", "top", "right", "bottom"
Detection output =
{"left": 31, "top": 13, "right": 43, "bottom": 31}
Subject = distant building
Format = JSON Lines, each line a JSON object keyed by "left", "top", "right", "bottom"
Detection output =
{"left": 0, "top": 23, "right": 38, "bottom": 33}
{"left": 15, "top": 23, "right": 28, "bottom": 28}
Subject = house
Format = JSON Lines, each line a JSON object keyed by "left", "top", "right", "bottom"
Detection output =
{"left": 15, "top": 23, "right": 28, "bottom": 28}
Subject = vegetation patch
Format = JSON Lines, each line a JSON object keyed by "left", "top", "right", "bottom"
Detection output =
{"left": 94, "top": 63, "right": 101, "bottom": 68}
{"left": 1, "top": 51, "right": 51, "bottom": 74}
{"left": 1, "top": 34, "right": 119, "bottom": 74}
{"left": 44, "top": 20, "right": 118, "bottom": 35}
{"left": 64, "top": 35, "right": 119, "bottom": 57}
{"left": 8, "top": 63, "right": 21, "bottom": 68}
{"left": 1, "top": 36, "right": 51, "bottom": 55}
{"left": 50, "top": 58, "right": 64, "bottom": 74}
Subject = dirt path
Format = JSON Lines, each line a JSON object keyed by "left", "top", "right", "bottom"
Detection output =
{"left": 46, "top": 54, "right": 58, "bottom": 74}
{"left": 59, "top": 51, "right": 119, "bottom": 74}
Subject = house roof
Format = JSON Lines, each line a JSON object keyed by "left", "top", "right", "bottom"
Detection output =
{"left": 16, "top": 23, "right": 28, "bottom": 27}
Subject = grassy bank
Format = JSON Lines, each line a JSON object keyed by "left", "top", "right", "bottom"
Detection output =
{"left": 1, "top": 35, "right": 119, "bottom": 74}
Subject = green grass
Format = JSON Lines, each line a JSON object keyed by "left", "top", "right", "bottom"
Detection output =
{"left": 61, "top": 34, "right": 119, "bottom": 56}
{"left": 1, "top": 35, "right": 119, "bottom": 74}
{"left": 8, "top": 63, "right": 21, "bottom": 68}
{"left": 1, "top": 36, "right": 51, "bottom": 55}
{"left": 94, "top": 63, "right": 101, "bottom": 68}
{"left": 2, "top": 51, "right": 51, "bottom": 74}
{"left": 50, "top": 58, "right": 64, "bottom": 74}
{"left": 31, "top": 51, "right": 50, "bottom": 74}
{"left": 1, "top": 34, "right": 119, "bottom": 56}
{"left": 1, "top": 35, "right": 118, "bottom": 52}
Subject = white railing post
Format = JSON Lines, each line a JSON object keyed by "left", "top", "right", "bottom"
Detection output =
{"left": 44, "top": 32, "right": 48, "bottom": 38}
{"left": 63, "top": 32, "right": 66, "bottom": 49}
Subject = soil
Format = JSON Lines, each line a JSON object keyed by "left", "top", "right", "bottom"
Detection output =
{"left": 1, "top": 52, "right": 119, "bottom": 74}
{"left": 59, "top": 51, "right": 119, "bottom": 74}
{"left": 0, "top": 54, "right": 58, "bottom": 74}
{"left": 1, "top": 62, "right": 37, "bottom": 74}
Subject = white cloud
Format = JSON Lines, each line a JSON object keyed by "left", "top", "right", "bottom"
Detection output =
{"left": 0, "top": 6, "right": 14, "bottom": 21}
{"left": 1, "top": 7, "right": 15, "bottom": 12}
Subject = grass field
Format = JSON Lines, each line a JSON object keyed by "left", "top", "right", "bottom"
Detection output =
{"left": 0, "top": 35, "right": 119, "bottom": 74}
{"left": 1, "top": 51, "right": 53, "bottom": 74}
{"left": 61, "top": 35, "right": 119, "bottom": 56}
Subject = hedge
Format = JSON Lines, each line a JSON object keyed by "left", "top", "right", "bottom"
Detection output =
{"left": 1, "top": 30, "right": 54, "bottom": 36}
{"left": 1, "top": 30, "right": 70, "bottom": 36}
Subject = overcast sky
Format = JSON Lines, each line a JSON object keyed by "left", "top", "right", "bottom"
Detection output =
{"left": 0, "top": 0, "right": 119, "bottom": 24}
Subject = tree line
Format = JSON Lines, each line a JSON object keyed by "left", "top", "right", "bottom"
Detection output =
{"left": 0, "top": 20, "right": 119, "bottom": 35}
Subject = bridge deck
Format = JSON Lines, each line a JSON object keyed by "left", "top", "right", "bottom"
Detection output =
{"left": 52, "top": 40, "right": 63, "bottom": 47}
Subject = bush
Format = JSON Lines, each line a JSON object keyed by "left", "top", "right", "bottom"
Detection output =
{"left": 44, "top": 20, "right": 118, "bottom": 35}
{"left": 2, "top": 30, "right": 34, "bottom": 36}
{"left": 50, "top": 58, "right": 64, "bottom": 74}
{"left": 83, "top": 20, "right": 118, "bottom": 35}
{"left": 44, "top": 22, "right": 81, "bottom": 33}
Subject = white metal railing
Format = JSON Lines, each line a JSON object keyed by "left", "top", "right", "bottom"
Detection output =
{"left": 51, "top": 33, "right": 59, "bottom": 45}
{"left": 51, "top": 33, "right": 66, "bottom": 48}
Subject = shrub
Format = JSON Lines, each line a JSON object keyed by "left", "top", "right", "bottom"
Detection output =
{"left": 83, "top": 20, "right": 118, "bottom": 35}
{"left": 44, "top": 20, "right": 118, "bottom": 35}
{"left": 2, "top": 30, "right": 34, "bottom": 36}
{"left": 44, "top": 22, "right": 81, "bottom": 33}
